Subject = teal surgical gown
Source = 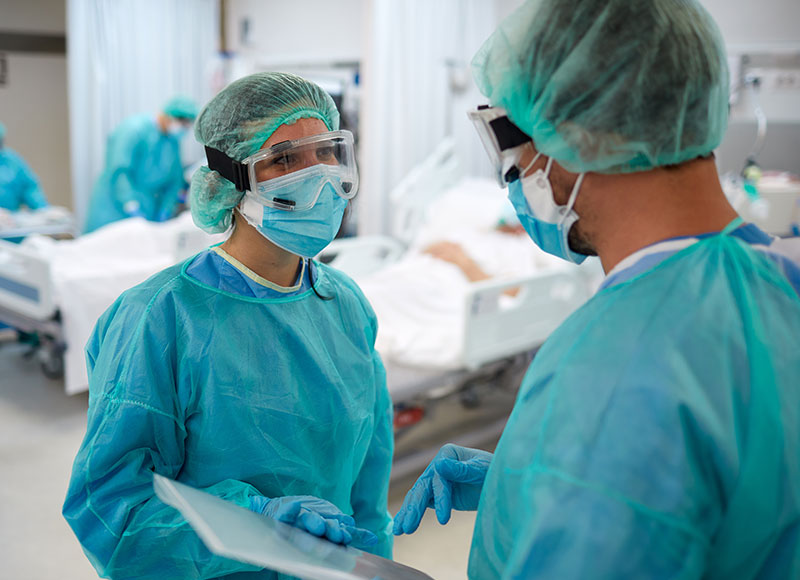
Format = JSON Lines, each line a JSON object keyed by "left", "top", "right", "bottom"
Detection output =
{"left": 85, "top": 114, "right": 185, "bottom": 233}
{"left": 63, "top": 249, "right": 394, "bottom": 579}
{"left": 0, "top": 148, "right": 48, "bottom": 211}
{"left": 469, "top": 227, "right": 800, "bottom": 579}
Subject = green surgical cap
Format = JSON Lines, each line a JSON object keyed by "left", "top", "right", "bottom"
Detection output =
{"left": 163, "top": 96, "right": 199, "bottom": 120}
{"left": 472, "top": 0, "right": 730, "bottom": 174}
{"left": 189, "top": 72, "right": 339, "bottom": 233}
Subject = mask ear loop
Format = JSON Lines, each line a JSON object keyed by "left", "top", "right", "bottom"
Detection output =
{"left": 520, "top": 151, "right": 543, "bottom": 178}
{"left": 543, "top": 156, "right": 554, "bottom": 178}
{"left": 558, "top": 172, "right": 586, "bottom": 225}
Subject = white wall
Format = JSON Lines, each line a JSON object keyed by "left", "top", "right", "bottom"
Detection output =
{"left": 0, "top": 0, "right": 72, "bottom": 209}
{"left": 700, "top": 0, "right": 800, "bottom": 173}
{"left": 224, "top": 0, "right": 364, "bottom": 65}
{"left": 701, "top": 0, "right": 800, "bottom": 46}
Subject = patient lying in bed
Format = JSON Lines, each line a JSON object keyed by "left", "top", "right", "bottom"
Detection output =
{"left": 350, "top": 178, "right": 578, "bottom": 370}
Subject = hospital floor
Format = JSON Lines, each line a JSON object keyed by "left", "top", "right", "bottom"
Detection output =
{"left": 0, "top": 338, "right": 509, "bottom": 580}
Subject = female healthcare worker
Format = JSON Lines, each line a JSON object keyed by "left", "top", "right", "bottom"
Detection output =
{"left": 63, "top": 72, "right": 394, "bottom": 579}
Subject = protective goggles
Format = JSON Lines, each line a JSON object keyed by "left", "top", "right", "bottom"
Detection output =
{"left": 467, "top": 105, "right": 533, "bottom": 187}
{"left": 205, "top": 130, "right": 358, "bottom": 211}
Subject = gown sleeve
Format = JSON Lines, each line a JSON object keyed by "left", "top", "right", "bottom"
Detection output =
{"left": 155, "top": 145, "right": 187, "bottom": 221}
{"left": 349, "top": 348, "right": 394, "bottom": 559}
{"left": 14, "top": 155, "right": 48, "bottom": 209}
{"left": 63, "top": 290, "right": 266, "bottom": 579}
{"left": 105, "top": 123, "right": 149, "bottom": 217}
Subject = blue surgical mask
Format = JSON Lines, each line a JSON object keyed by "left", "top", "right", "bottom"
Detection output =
{"left": 508, "top": 154, "right": 587, "bottom": 264}
{"left": 239, "top": 167, "right": 348, "bottom": 258}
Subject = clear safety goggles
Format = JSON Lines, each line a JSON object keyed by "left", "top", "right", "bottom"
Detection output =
{"left": 467, "top": 105, "right": 533, "bottom": 187}
{"left": 204, "top": 130, "right": 358, "bottom": 211}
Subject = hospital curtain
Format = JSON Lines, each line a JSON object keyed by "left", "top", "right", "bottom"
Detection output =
{"left": 67, "top": 0, "right": 219, "bottom": 230}
{"left": 358, "top": 0, "right": 497, "bottom": 236}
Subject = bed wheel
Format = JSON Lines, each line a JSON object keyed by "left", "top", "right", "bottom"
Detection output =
{"left": 40, "top": 352, "right": 64, "bottom": 379}
{"left": 39, "top": 344, "right": 65, "bottom": 379}
{"left": 459, "top": 384, "right": 481, "bottom": 409}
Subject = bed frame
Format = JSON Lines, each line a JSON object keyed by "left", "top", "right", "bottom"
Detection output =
{"left": 1, "top": 144, "right": 597, "bottom": 479}
{"left": 322, "top": 138, "right": 593, "bottom": 377}
{"left": 0, "top": 230, "right": 215, "bottom": 380}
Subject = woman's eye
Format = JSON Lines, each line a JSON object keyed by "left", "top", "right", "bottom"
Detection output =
{"left": 274, "top": 153, "right": 296, "bottom": 168}
{"left": 316, "top": 147, "right": 335, "bottom": 162}
{"left": 256, "top": 154, "right": 297, "bottom": 181}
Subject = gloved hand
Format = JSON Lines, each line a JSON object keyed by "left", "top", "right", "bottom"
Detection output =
{"left": 122, "top": 200, "right": 144, "bottom": 218}
{"left": 393, "top": 444, "right": 493, "bottom": 535}
{"left": 250, "top": 495, "right": 378, "bottom": 547}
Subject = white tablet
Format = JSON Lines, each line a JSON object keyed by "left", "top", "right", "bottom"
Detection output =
{"left": 153, "top": 474, "right": 433, "bottom": 580}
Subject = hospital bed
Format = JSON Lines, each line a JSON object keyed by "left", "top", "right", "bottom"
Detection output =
{"left": 0, "top": 206, "right": 77, "bottom": 240}
{"left": 0, "top": 143, "right": 597, "bottom": 480}
{"left": 321, "top": 140, "right": 600, "bottom": 479}
{"left": 0, "top": 213, "right": 224, "bottom": 390}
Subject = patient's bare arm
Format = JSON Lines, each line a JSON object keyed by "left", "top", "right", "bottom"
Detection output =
{"left": 424, "top": 241, "right": 490, "bottom": 283}
{"left": 424, "top": 241, "right": 520, "bottom": 297}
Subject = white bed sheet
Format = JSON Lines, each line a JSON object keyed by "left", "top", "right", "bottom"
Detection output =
{"left": 352, "top": 177, "right": 577, "bottom": 370}
{"left": 21, "top": 213, "right": 222, "bottom": 394}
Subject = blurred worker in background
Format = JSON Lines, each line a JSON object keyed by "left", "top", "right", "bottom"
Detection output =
{"left": 0, "top": 122, "right": 49, "bottom": 212}
{"left": 394, "top": 0, "right": 800, "bottom": 578}
{"left": 84, "top": 96, "right": 198, "bottom": 233}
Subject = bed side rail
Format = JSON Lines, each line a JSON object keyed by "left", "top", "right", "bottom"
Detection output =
{"left": 0, "top": 240, "right": 56, "bottom": 322}
{"left": 461, "top": 268, "right": 592, "bottom": 370}
{"left": 318, "top": 235, "right": 405, "bottom": 278}
{"left": 389, "top": 138, "right": 461, "bottom": 245}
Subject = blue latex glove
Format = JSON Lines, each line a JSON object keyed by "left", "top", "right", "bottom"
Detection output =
{"left": 250, "top": 495, "right": 378, "bottom": 547}
{"left": 393, "top": 444, "right": 493, "bottom": 535}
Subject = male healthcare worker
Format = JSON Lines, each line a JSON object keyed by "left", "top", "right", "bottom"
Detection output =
{"left": 393, "top": 1, "right": 800, "bottom": 578}
{"left": 84, "top": 96, "right": 198, "bottom": 232}
{"left": 0, "top": 122, "right": 48, "bottom": 211}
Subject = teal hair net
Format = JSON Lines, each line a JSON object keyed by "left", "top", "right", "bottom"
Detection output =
{"left": 472, "top": 0, "right": 730, "bottom": 174}
{"left": 163, "top": 96, "right": 199, "bottom": 120}
{"left": 190, "top": 72, "right": 339, "bottom": 233}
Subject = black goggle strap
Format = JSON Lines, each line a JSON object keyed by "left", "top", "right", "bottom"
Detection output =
{"left": 205, "top": 146, "right": 250, "bottom": 192}
{"left": 488, "top": 116, "right": 531, "bottom": 152}
{"left": 493, "top": 116, "right": 532, "bottom": 183}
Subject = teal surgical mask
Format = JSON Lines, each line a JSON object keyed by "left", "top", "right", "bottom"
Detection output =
{"left": 508, "top": 154, "right": 587, "bottom": 264}
{"left": 239, "top": 166, "right": 348, "bottom": 258}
